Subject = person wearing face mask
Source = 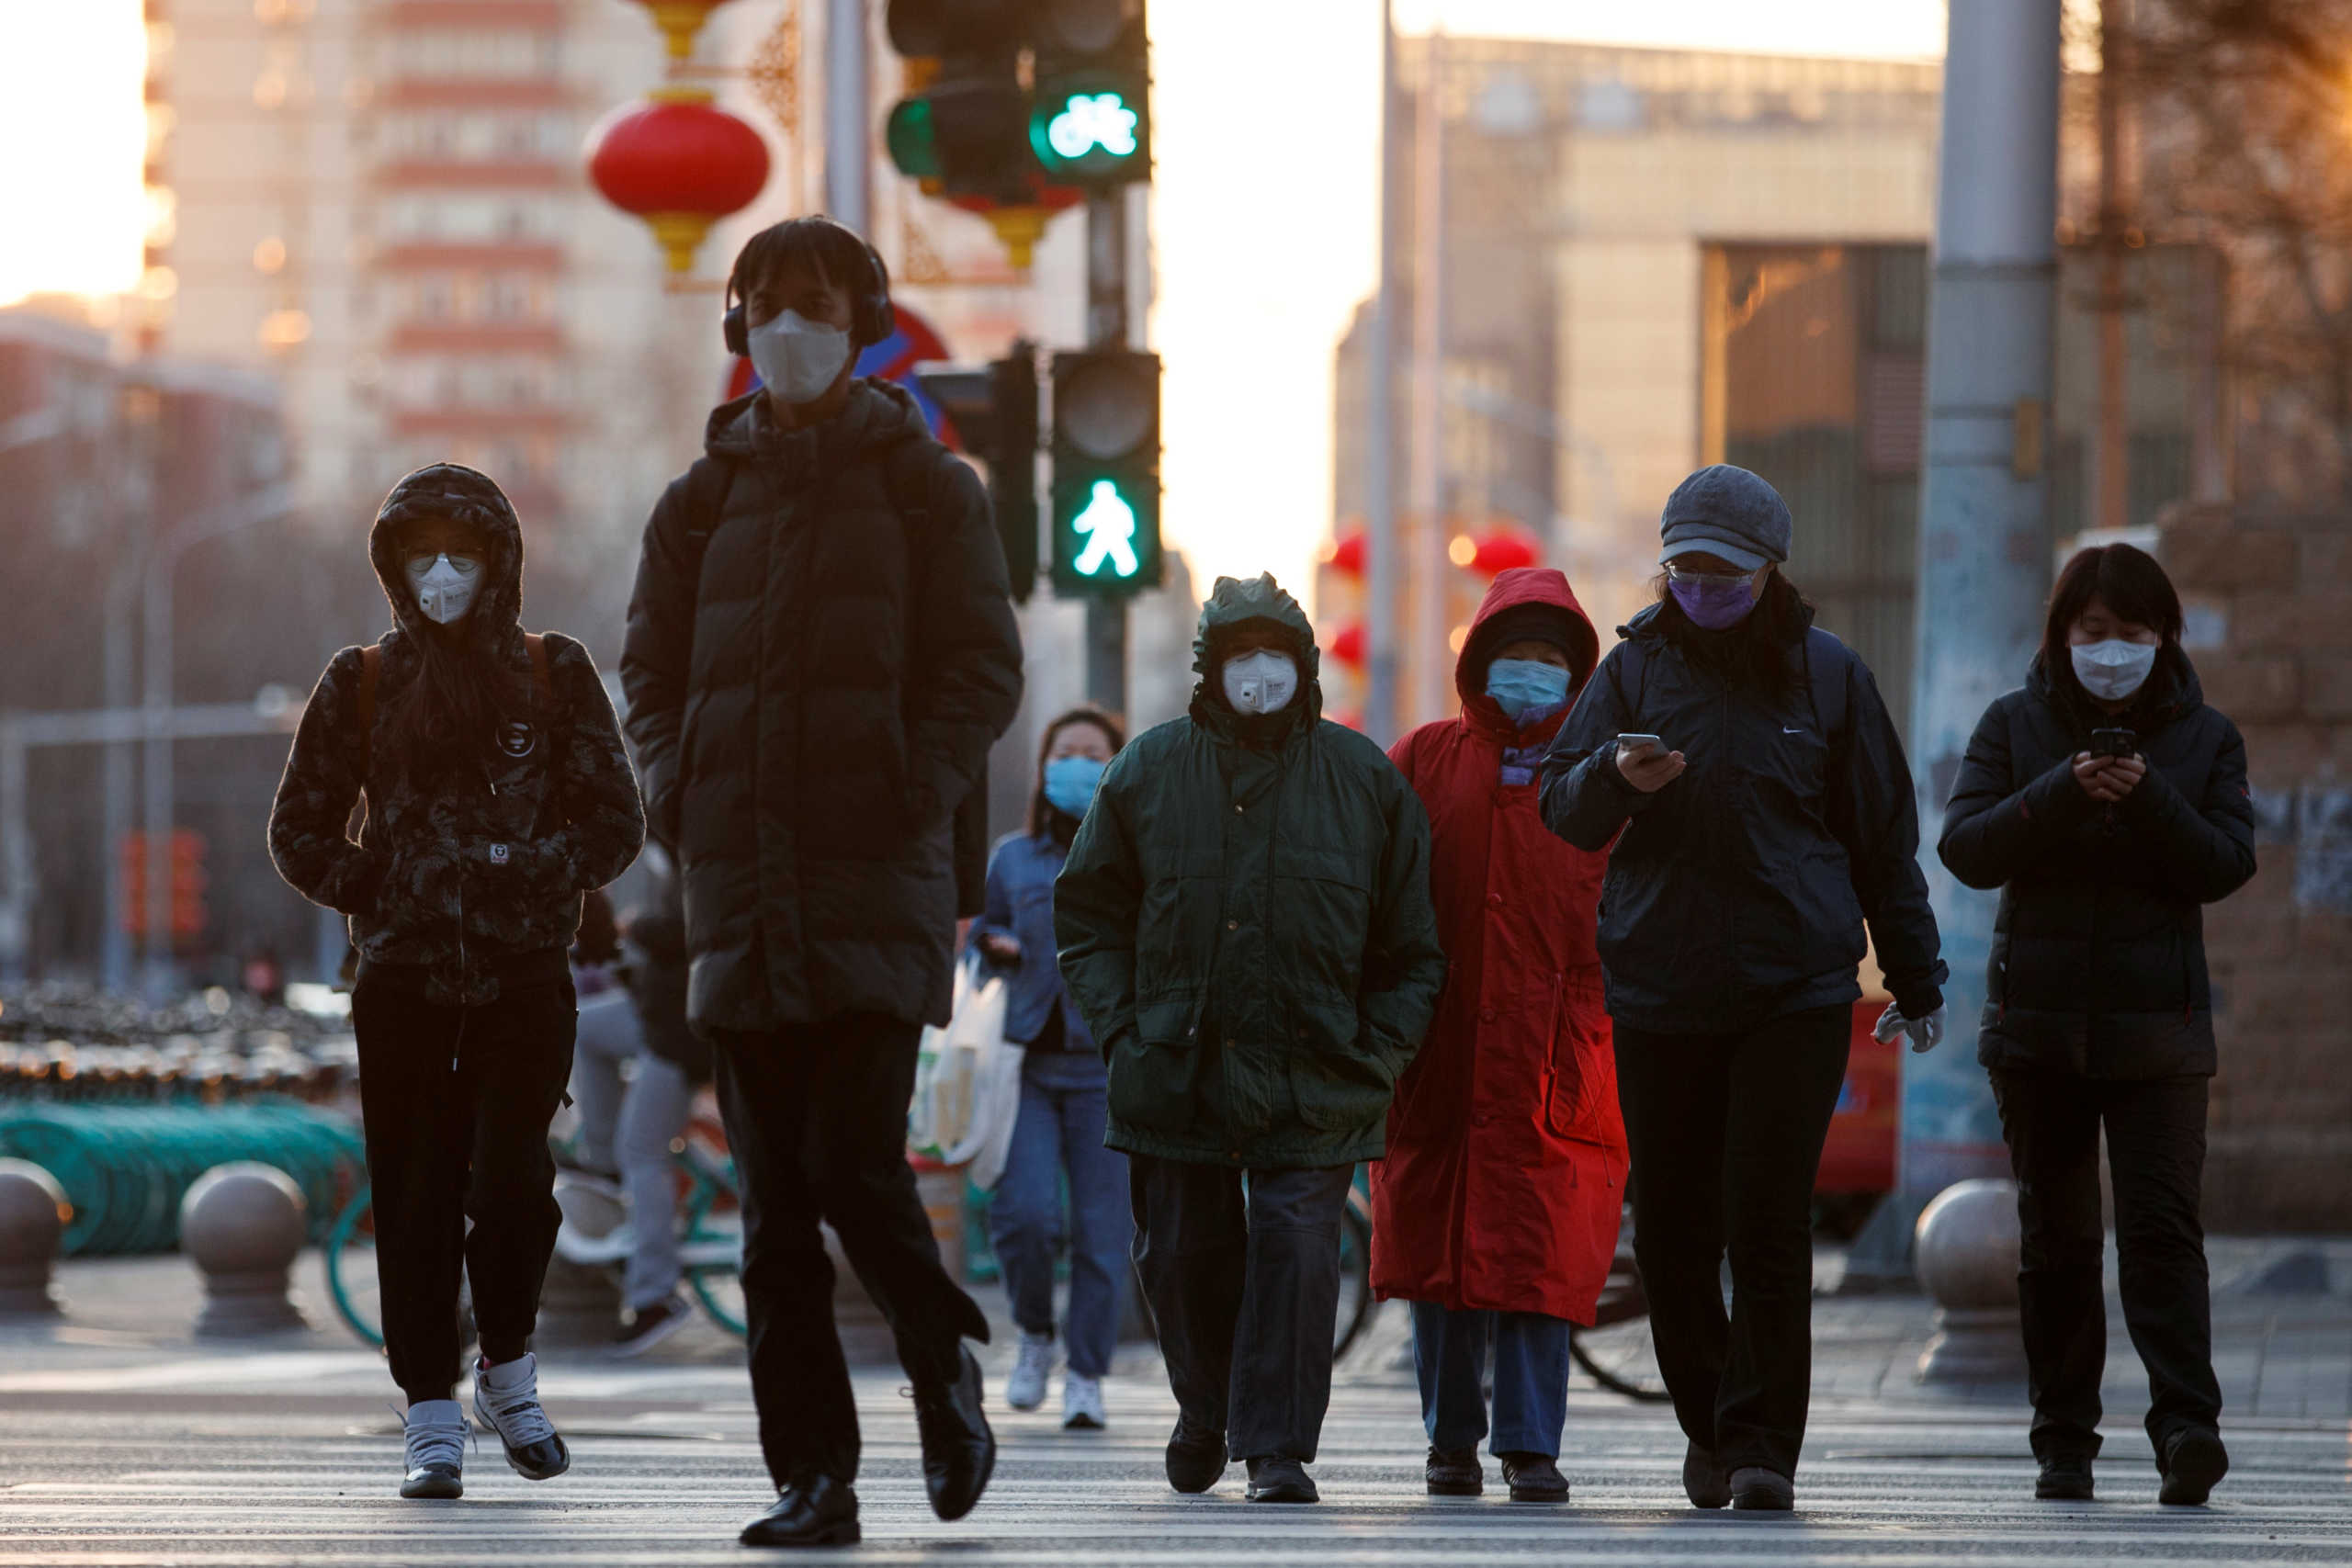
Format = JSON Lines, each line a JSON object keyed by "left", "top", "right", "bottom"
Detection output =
{"left": 967, "top": 707, "right": 1132, "bottom": 1431}
{"left": 1538, "top": 464, "right": 1946, "bottom": 1512}
{"left": 1938, "top": 543, "right": 2253, "bottom": 1507}
{"left": 620, "top": 215, "right": 1022, "bottom": 1549}
{"left": 1055, "top": 573, "right": 1448, "bottom": 1506}
{"left": 1369, "top": 568, "right": 1625, "bottom": 1505}
{"left": 268, "top": 464, "right": 646, "bottom": 1500}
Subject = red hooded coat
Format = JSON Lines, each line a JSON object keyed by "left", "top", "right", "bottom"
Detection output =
{"left": 1370, "top": 568, "right": 1628, "bottom": 1323}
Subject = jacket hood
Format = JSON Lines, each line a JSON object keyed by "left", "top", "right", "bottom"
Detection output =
{"left": 2027, "top": 644, "right": 2204, "bottom": 732}
{"left": 1191, "top": 571, "right": 1320, "bottom": 680}
{"left": 1455, "top": 567, "right": 1600, "bottom": 713}
{"left": 704, "top": 377, "right": 932, "bottom": 470}
{"left": 368, "top": 463, "right": 525, "bottom": 639}
{"left": 1188, "top": 572, "right": 1322, "bottom": 738}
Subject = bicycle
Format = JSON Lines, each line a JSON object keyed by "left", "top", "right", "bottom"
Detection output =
{"left": 324, "top": 1120, "right": 748, "bottom": 1348}
{"left": 1567, "top": 1223, "right": 1669, "bottom": 1403}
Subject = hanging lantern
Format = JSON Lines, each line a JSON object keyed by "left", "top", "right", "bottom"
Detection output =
{"left": 630, "top": 0, "right": 738, "bottom": 62}
{"left": 1320, "top": 526, "right": 1367, "bottom": 578}
{"left": 1460, "top": 526, "right": 1540, "bottom": 578}
{"left": 949, "top": 179, "right": 1084, "bottom": 272}
{"left": 587, "top": 87, "right": 771, "bottom": 274}
{"left": 1327, "top": 621, "right": 1367, "bottom": 670}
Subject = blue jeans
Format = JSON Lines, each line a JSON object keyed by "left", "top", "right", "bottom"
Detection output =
{"left": 988, "top": 1049, "right": 1130, "bottom": 1379}
{"left": 1410, "top": 1302, "right": 1573, "bottom": 1458}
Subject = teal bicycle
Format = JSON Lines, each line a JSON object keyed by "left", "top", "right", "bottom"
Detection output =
{"left": 324, "top": 1122, "right": 748, "bottom": 1348}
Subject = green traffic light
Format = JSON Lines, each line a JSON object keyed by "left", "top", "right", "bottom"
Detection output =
{"left": 886, "top": 97, "right": 940, "bottom": 179}
{"left": 1046, "top": 92, "right": 1138, "bottom": 162}
{"left": 1070, "top": 479, "right": 1142, "bottom": 579}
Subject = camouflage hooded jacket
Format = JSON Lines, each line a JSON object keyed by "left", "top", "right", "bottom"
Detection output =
{"left": 267, "top": 464, "right": 645, "bottom": 1005}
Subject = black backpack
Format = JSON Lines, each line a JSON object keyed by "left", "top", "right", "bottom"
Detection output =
{"left": 668, "top": 440, "right": 994, "bottom": 919}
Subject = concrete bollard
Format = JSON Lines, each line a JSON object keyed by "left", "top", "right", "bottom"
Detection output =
{"left": 182, "top": 1162, "right": 310, "bottom": 1336}
{"left": 1913, "top": 1177, "right": 2026, "bottom": 1382}
{"left": 0, "top": 1158, "right": 69, "bottom": 1316}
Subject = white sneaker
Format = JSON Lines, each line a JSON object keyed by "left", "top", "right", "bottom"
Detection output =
{"left": 1062, "top": 1372, "right": 1105, "bottom": 1430}
{"left": 1005, "top": 1331, "right": 1057, "bottom": 1412}
{"left": 471, "top": 1353, "right": 570, "bottom": 1481}
{"left": 401, "top": 1399, "right": 468, "bottom": 1499}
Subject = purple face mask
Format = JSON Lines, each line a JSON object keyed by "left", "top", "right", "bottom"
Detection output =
{"left": 1669, "top": 573, "right": 1758, "bottom": 630}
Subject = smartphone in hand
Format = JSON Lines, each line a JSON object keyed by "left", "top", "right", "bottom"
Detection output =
{"left": 2088, "top": 727, "right": 2137, "bottom": 758}
{"left": 1616, "top": 733, "right": 1666, "bottom": 759}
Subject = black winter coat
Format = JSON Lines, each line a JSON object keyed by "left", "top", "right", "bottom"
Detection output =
{"left": 1539, "top": 602, "right": 1945, "bottom": 1033}
{"left": 268, "top": 464, "right": 646, "bottom": 1007}
{"left": 620, "top": 381, "right": 1023, "bottom": 1035}
{"left": 1937, "top": 654, "right": 2255, "bottom": 1078}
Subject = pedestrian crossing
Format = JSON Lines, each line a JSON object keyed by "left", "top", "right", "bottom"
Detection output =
{"left": 1, "top": 1370, "right": 2346, "bottom": 1565}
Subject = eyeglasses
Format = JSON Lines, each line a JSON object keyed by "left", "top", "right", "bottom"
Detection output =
{"left": 1666, "top": 562, "right": 1751, "bottom": 588}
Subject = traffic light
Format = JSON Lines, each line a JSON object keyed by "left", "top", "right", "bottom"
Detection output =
{"left": 914, "top": 344, "right": 1041, "bottom": 601}
{"left": 885, "top": 1, "right": 1035, "bottom": 201}
{"left": 1050, "top": 348, "right": 1160, "bottom": 595}
{"left": 1028, "top": 0, "right": 1150, "bottom": 186}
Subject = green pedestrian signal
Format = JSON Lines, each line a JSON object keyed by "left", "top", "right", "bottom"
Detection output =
{"left": 1070, "top": 479, "right": 1142, "bottom": 579}
{"left": 1050, "top": 349, "right": 1160, "bottom": 596}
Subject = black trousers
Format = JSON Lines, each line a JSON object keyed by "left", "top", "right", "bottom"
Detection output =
{"left": 1988, "top": 1066, "right": 2221, "bottom": 1463}
{"left": 1129, "top": 1156, "right": 1355, "bottom": 1463}
{"left": 1613, "top": 1005, "right": 1849, "bottom": 1480}
{"left": 713, "top": 1014, "right": 989, "bottom": 1487}
{"left": 352, "top": 967, "right": 576, "bottom": 1404}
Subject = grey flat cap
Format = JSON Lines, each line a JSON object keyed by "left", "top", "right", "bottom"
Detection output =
{"left": 1657, "top": 463, "right": 1792, "bottom": 572}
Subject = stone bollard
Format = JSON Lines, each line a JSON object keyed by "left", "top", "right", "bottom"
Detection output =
{"left": 0, "top": 1158, "right": 69, "bottom": 1316}
{"left": 182, "top": 1162, "right": 310, "bottom": 1336}
{"left": 1913, "top": 1177, "right": 2026, "bottom": 1382}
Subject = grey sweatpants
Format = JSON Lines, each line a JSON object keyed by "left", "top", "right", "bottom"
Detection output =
{"left": 570, "top": 988, "right": 695, "bottom": 1310}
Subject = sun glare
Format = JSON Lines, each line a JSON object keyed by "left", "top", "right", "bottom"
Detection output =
{"left": 0, "top": 5, "right": 150, "bottom": 307}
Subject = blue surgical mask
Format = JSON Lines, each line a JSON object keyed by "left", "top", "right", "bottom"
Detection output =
{"left": 1485, "top": 658, "right": 1572, "bottom": 726}
{"left": 1042, "top": 755, "right": 1106, "bottom": 819}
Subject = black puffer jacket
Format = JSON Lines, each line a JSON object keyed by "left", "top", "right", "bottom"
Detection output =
{"left": 620, "top": 380, "right": 1023, "bottom": 1035}
{"left": 1539, "top": 602, "right": 1945, "bottom": 1033}
{"left": 1937, "top": 653, "right": 2255, "bottom": 1078}
{"left": 268, "top": 464, "right": 646, "bottom": 1006}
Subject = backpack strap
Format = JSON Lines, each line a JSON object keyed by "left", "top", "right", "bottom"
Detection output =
{"left": 1801, "top": 626, "right": 1851, "bottom": 758}
{"left": 525, "top": 632, "right": 553, "bottom": 708}
{"left": 355, "top": 643, "right": 381, "bottom": 787}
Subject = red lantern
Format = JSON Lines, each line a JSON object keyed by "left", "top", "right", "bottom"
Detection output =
{"left": 587, "top": 87, "right": 771, "bottom": 274}
{"left": 1328, "top": 621, "right": 1367, "bottom": 670}
{"left": 1321, "top": 527, "right": 1367, "bottom": 578}
{"left": 1466, "top": 527, "right": 1540, "bottom": 577}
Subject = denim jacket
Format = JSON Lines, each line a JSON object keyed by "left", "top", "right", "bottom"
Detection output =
{"left": 972, "top": 829, "right": 1096, "bottom": 1055}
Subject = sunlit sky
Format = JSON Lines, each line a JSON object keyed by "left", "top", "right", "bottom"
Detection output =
{"left": 0, "top": 0, "right": 1949, "bottom": 602}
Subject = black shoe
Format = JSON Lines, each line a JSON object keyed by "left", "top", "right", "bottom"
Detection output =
{"left": 1425, "top": 1444, "right": 1482, "bottom": 1496}
{"left": 1498, "top": 1451, "right": 1569, "bottom": 1503}
{"left": 612, "top": 1293, "right": 694, "bottom": 1359}
{"left": 2035, "top": 1452, "right": 2096, "bottom": 1501}
{"left": 1730, "top": 1465, "right": 1794, "bottom": 1511}
{"left": 1166, "top": 1419, "right": 1227, "bottom": 1494}
{"left": 1246, "top": 1456, "right": 1319, "bottom": 1504}
{"left": 910, "top": 1346, "right": 996, "bottom": 1521}
{"left": 1682, "top": 1443, "right": 1730, "bottom": 1509}
{"left": 2158, "top": 1427, "right": 2228, "bottom": 1506}
{"left": 739, "top": 1474, "right": 860, "bottom": 1548}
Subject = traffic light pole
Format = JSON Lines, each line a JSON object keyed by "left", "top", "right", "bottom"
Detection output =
{"left": 1083, "top": 187, "right": 1130, "bottom": 716}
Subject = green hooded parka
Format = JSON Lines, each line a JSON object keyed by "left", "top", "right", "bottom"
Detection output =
{"left": 1053, "top": 574, "right": 1448, "bottom": 1168}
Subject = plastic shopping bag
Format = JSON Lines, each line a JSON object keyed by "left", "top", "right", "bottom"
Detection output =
{"left": 909, "top": 956, "right": 1020, "bottom": 1177}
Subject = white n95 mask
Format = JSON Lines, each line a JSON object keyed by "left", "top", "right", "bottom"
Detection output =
{"left": 405, "top": 552, "right": 482, "bottom": 625}
{"left": 747, "top": 310, "right": 854, "bottom": 404}
{"left": 2071, "top": 638, "right": 2157, "bottom": 701}
{"left": 1222, "top": 650, "right": 1298, "bottom": 716}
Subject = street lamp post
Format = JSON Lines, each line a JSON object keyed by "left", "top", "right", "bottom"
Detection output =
{"left": 138, "top": 484, "right": 298, "bottom": 1000}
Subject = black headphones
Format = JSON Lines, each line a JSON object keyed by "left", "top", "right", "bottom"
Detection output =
{"left": 722, "top": 235, "right": 896, "bottom": 359}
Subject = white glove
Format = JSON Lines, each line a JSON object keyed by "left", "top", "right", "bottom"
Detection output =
{"left": 1873, "top": 1002, "right": 1946, "bottom": 1055}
